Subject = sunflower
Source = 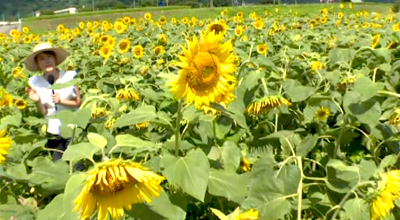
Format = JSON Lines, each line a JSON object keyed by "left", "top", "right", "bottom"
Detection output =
{"left": 236, "top": 209, "right": 259, "bottom": 220}
{"left": 339, "top": 3, "right": 345, "bottom": 9}
{"left": 253, "top": 19, "right": 264, "bottom": 30}
{"left": 133, "top": 45, "right": 144, "bottom": 59}
{"left": 158, "top": 34, "right": 168, "bottom": 44}
{"left": 170, "top": 31, "right": 237, "bottom": 110}
{"left": 371, "top": 170, "right": 400, "bottom": 220}
{"left": 117, "top": 39, "right": 131, "bottom": 54}
{"left": 144, "top": 12, "right": 152, "bottom": 21}
{"left": 372, "top": 34, "right": 381, "bottom": 49}
{"left": 320, "top": 16, "right": 328, "bottom": 24}
{"left": 364, "top": 11, "right": 369, "bottom": 18}
{"left": 114, "top": 21, "right": 127, "bottom": 34}
{"left": 235, "top": 26, "right": 243, "bottom": 37}
{"left": 104, "top": 117, "right": 116, "bottom": 129}
{"left": 338, "top": 12, "right": 344, "bottom": 19}
{"left": 388, "top": 108, "right": 400, "bottom": 125}
{"left": 123, "top": 16, "right": 131, "bottom": 24}
{"left": 199, "top": 21, "right": 205, "bottom": 27}
{"left": 79, "top": 21, "right": 85, "bottom": 30}
{"left": 315, "top": 107, "right": 330, "bottom": 121}
{"left": 171, "top": 17, "right": 177, "bottom": 24}
{"left": 107, "top": 36, "right": 116, "bottom": 46}
{"left": 154, "top": 45, "right": 165, "bottom": 56}
{"left": 22, "top": 26, "right": 29, "bottom": 34}
{"left": 99, "top": 44, "right": 113, "bottom": 59}
{"left": 220, "top": 9, "right": 228, "bottom": 16}
{"left": 207, "top": 21, "right": 228, "bottom": 36}
{"left": 247, "top": 96, "right": 291, "bottom": 115}
{"left": 135, "top": 121, "right": 149, "bottom": 130}
{"left": 159, "top": 16, "right": 167, "bottom": 24}
{"left": 387, "top": 41, "right": 398, "bottom": 49}
{"left": 14, "top": 98, "right": 27, "bottom": 110}
{"left": 349, "top": 2, "right": 353, "bottom": 9}
{"left": 311, "top": 60, "right": 323, "bottom": 70}
{"left": 74, "top": 159, "right": 165, "bottom": 220}
{"left": 0, "top": 93, "right": 13, "bottom": 108}
{"left": 100, "top": 35, "right": 110, "bottom": 44}
{"left": 57, "top": 24, "right": 65, "bottom": 33}
{"left": 188, "top": 20, "right": 196, "bottom": 28}
{"left": 257, "top": 44, "right": 268, "bottom": 54}
{"left": 12, "top": 67, "right": 25, "bottom": 79}
{"left": 92, "top": 33, "right": 100, "bottom": 44}
{"left": 182, "top": 16, "right": 189, "bottom": 24}
{"left": 239, "top": 157, "right": 251, "bottom": 173}
{"left": 392, "top": 23, "right": 400, "bottom": 32}
{"left": 115, "top": 88, "right": 140, "bottom": 101}
{"left": 0, "top": 136, "right": 12, "bottom": 164}
{"left": 320, "top": 8, "right": 329, "bottom": 15}
{"left": 73, "top": 27, "right": 81, "bottom": 36}
{"left": 237, "top": 11, "right": 244, "bottom": 17}
{"left": 91, "top": 107, "right": 109, "bottom": 119}
{"left": 275, "top": 7, "right": 279, "bottom": 13}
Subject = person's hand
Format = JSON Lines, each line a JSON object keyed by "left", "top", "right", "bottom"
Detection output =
{"left": 25, "top": 87, "right": 40, "bottom": 102}
{"left": 52, "top": 93, "right": 60, "bottom": 104}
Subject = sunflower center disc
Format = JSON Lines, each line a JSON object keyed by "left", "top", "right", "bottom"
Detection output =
{"left": 209, "top": 24, "right": 224, "bottom": 34}
{"left": 187, "top": 52, "right": 219, "bottom": 91}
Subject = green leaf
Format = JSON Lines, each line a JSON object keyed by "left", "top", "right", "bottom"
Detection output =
{"left": 1, "top": 111, "right": 22, "bottom": 127}
{"left": 114, "top": 134, "right": 159, "bottom": 149}
{"left": 277, "top": 165, "right": 301, "bottom": 195}
{"left": 296, "top": 134, "right": 319, "bottom": 157}
{"left": 5, "top": 163, "right": 29, "bottom": 180}
{"left": 379, "top": 155, "right": 398, "bottom": 170}
{"left": 353, "top": 77, "right": 383, "bottom": 101}
{"left": 208, "top": 169, "right": 248, "bottom": 203}
{"left": 208, "top": 141, "right": 241, "bottom": 172}
{"left": 27, "top": 157, "right": 70, "bottom": 191}
{"left": 62, "top": 173, "right": 87, "bottom": 220}
{"left": 161, "top": 149, "right": 210, "bottom": 201}
{"left": 348, "top": 98, "right": 381, "bottom": 127}
{"left": 115, "top": 105, "right": 157, "bottom": 128}
{"left": 329, "top": 48, "right": 355, "bottom": 66}
{"left": 36, "top": 194, "right": 65, "bottom": 220}
{"left": 283, "top": 79, "right": 314, "bottom": 102}
{"left": 144, "top": 191, "right": 186, "bottom": 220}
{"left": 87, "top": 132, "right": 107, "bottom": 149}
{"left": 343, "top": 198, "right": 370, "bottom": 220}
{"left": 326, "top": 160, "right": 360, "bottom": 193}
{"left": 62, "top": 142, "right": 100, "bottom": 162}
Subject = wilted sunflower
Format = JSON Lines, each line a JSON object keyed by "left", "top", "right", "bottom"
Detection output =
{"left": 372, "top": 34, "right": 381, "bottom": 49}
{"left": 315, "top": 107, "right": 330, "bottom": 121}
{"left": 91, "top": 107, "right": 109, "bottom": 119}
{"left": 99, "top": 44, "right": 113, "bottom": 59}
{"left": 371, "top": 170, "right": 400, "bottom": 220}
{"left": 257, "top": 44, "right": 268, "bottom": 54}
{"left": 12, "top": 67, "right": 25, "bottom": 79}
{"left": 133, "top": 45, "right": 144, "bottom": 59}
{"left": 135, "top": 121, "right": 149, "bottom": 129}
{"left": 154, "top": 45, "right": 165, "bottom": 56}
{"left": 170, "top": 31, "right": 237, "bottom": 110}
{"left": 253, "top": 19, "right": 264, "bottom": 30}
{"left": 117, "top": 39, "right": 131, "bottom": 53}
{"left": 74, "top": 159, "right": 165, "bottom": 220}
{"left": 0, "top": 136, "right": 12, "bottom": 164}
{"left": 104, "top": 117, "right": 116, "bottom": 129}
{"left": 236, "top": 209, "right": 259, "bottom": 220}
{"left": 14, "top": 98, "right": 27, "bottom": 110}
{"left": 114, "top": 21, "right": 127, "bottom": 34}
{"left": 207, "top": 21, "right": 228, "bottom": 36}
{"left": 144, "top": 12, "right": 152, "bottom": 21}
{"left": 247, "top": 96, "right": 291, "bottom": 115}
{"left": 115, "top": 88, "right": 140, "bottom": 101}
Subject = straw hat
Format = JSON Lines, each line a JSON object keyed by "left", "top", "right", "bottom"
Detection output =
{"left": 24, "top": 42, "right": 69, "bottom": 71}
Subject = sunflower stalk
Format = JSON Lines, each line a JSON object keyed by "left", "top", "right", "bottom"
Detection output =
{"left": 175, "top": 101, "right": 182, "bottom": 156}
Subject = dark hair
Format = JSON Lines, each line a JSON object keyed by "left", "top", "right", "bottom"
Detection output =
{"left": 34, "top": 50, "right": 56, "bottom": 62}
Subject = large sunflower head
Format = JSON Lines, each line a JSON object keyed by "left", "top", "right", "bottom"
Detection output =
{"left": 117, "top": 39, "right": 131, "bottom": 53}
{"left": 206, "top": 21, "right": 228, "bottom": 36}
{"left": 74, "top": 158, "right": 165, "bottom": 220}
{"left": 133, "top": 45, "right": 144, "bottom": 59}
{"left": 99, "top": 45, "right": 113, "bottom": 59}
{"left": 0, "top": 136, "right": 12, "bottom": 164}
{"left": 170, "top": 31, "right": 237, "bottom": 110}
{"left": 114, "top": 21, "right": 127, "bottom": 34}
{"left": 371, "top": 170, "right": 400, "bottom": 220}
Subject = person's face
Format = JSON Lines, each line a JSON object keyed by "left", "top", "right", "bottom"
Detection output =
{"left": 36, "top": 52, "right": 56, "bottom": 73}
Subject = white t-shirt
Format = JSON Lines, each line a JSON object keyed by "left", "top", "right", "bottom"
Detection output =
{"left": 28, "top": 70, "right": 78, "bottom": 135}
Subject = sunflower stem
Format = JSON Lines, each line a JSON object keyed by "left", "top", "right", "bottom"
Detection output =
{"left": 261, "top": 78, "right": 269, "bottom": 96}
{"left": 212, "top": 119, "right": 217, "bottom": 146}
{"left": 297, "top": 156, "right": 303, "bottom": 220}
{"left": 175, "top": 101, "right": 182, "bottom": 156}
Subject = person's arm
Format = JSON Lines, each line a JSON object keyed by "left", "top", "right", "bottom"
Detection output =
{"left": 53, "top": 86, "right": 82, "bottom": 107}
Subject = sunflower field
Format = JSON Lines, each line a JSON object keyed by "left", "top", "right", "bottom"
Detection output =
{"left": 2, "top": 2, "right": 400, "bottom": 219}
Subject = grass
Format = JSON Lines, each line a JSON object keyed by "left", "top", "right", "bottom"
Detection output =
{"left": 23, "top": 3, "right": 394, "bottom": 34}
